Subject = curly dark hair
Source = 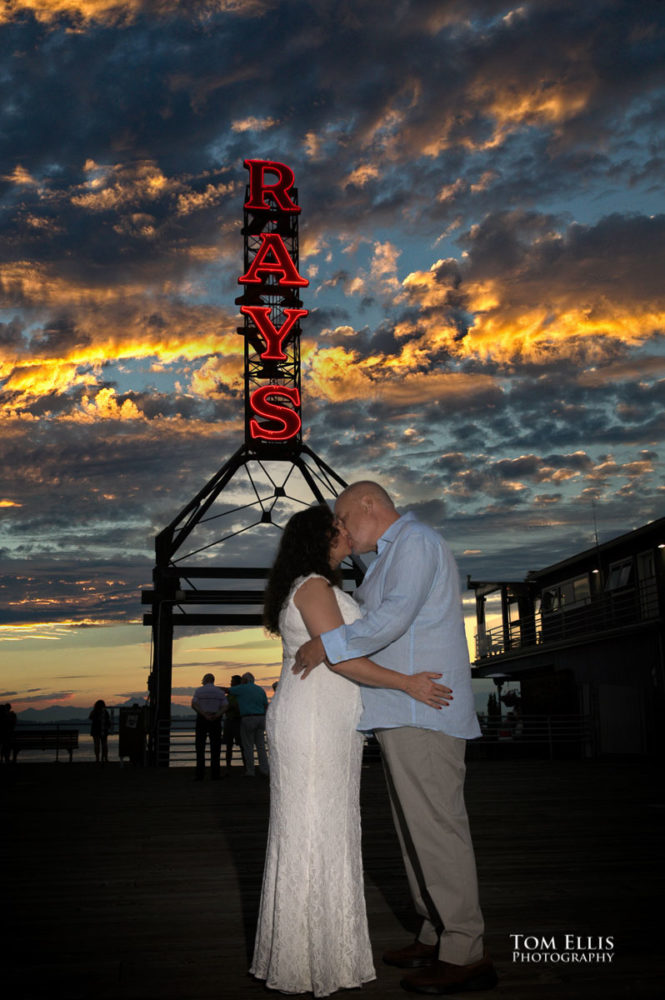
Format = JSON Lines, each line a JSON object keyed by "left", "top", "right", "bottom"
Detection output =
{"left": 263, "top": 504, "right": 342, "bottom": 636}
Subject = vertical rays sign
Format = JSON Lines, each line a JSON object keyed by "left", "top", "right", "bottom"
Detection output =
{"left": 236, "top": 159, "right": 308, "bottom": 451}
{"left": 144, "top": 160, "right": 358, "bottom": 764}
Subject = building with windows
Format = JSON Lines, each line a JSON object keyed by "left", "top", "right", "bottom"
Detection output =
{"left": 468, "top": 517, "right": 665, "bottom": 756}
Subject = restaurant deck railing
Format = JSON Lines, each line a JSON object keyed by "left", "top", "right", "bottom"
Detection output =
{"left": 475, "top": 578, "right": 661, "bottom": 660}
{"left": 8, "top": 714, "right": 597, "bottom": 764}
{"left": 475, "top": 713, "right": 595, "bottom": 758}
{"left": 151, "top": 714, "right": 596, "bottom": 765}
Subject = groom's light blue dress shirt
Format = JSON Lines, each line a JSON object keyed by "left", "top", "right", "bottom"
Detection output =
{"left": 322, "top": 512, "right": 481, "bottom": 739}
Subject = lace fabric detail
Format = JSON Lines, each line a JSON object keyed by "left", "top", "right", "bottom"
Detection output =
{"left": 250, "top": 575, "right": 376, "bottom": 996}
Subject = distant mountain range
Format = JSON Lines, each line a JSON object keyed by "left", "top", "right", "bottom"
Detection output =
{"left": 17, "top": 700, "right": 196, "bottom": 723}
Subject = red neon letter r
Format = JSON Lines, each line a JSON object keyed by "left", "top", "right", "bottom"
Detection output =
{"left": 244, "top": 159, "right": 301, "bottom": 214}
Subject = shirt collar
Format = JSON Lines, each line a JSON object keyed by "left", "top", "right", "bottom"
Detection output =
{"left": 376, "top": 511, "right": 415, "bottom": 554}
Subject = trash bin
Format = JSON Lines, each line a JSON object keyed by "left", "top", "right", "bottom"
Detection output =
{"left": 119, "top": 705, "right": 146, "bottom": 766}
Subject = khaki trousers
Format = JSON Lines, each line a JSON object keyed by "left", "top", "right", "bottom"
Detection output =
{"left": 376, "top": 727, "right": 485, "bottom": 965}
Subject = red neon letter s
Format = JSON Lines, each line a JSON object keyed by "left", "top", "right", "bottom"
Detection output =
{"left": 240, "top": 306, "right": 308, "bottom": 360}
{"left": 249, "top": 385, "right": 301, "bottom": 441}
{"left": 244, "top": 159, "right": 301, "bottom": 213}
{"left": 238, "top": 233, "right": 309, "bottom": 287}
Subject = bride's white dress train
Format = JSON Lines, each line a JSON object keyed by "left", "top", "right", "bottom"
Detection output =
{"left": 250, "top": 574, "right": 376, "bottom": 997}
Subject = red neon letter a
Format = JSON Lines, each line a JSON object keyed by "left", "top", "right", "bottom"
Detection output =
{"left": 240, "top": 306, "right": 308, "bottom": 360}
{"left": 249, "top": 385, "right": 301, "bottom": 440}
{"left": 238, "top": 233, "right": 309, "bottom": 287}
{"left": 244, "top": 159, "right": 301, "bottom": 213}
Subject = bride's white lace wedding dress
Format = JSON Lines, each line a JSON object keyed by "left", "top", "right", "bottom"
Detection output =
{"left": 250, "top": 574, "right": 376, "bottom": 997}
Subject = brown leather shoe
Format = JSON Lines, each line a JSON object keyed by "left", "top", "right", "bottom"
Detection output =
{"left": 400, "top": 956, "right": 498, "bottom": 994}
{"left": 383, "top": 939, "right": 437, "bottom": 969}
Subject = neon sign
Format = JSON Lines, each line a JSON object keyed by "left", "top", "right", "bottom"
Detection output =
{"left": 239, "top": 306, "right": 308, "bottom": 361}
{"left": 238, "top": 232, "right": 309, "bottom": 288}
{"left": 244, "top": 159, "right": 301, "bottom": 214}
{"left": 249, "top": 385, "right": 302, "bottom": 440}
{"left": 237, "top": 159, "right": 308, "bottom": 445}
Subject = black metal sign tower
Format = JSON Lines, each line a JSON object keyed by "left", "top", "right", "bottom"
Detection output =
{"left": 142, "top": 160, "right": 359, "bottom": 764}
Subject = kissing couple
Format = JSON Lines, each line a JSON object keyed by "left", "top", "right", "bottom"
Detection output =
{"left": 250, "top": 481, "right": 497, "bottom": 997}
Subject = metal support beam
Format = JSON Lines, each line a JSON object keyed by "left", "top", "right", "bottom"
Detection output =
{"left": 144, "top": 442, "right": 363, "bottom": 765}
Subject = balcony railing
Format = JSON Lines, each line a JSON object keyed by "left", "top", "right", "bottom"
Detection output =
{"left": 475, "top": 578, "right": 660, "bottom": 660}
{"left": 477, "top": 713, "right": 594, "bottom": 753}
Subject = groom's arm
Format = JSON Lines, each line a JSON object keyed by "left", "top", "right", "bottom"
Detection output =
{"left": 306, "top": 531, "right": 441, "bottom": 671}
{"left": 292, "top": 578, "right": 451, "bottom": 707}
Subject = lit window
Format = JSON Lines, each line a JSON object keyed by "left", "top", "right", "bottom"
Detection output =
{"left": 606, "top": 559, "right": 632, "bottom": 590}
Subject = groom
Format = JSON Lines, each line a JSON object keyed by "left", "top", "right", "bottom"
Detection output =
{"left": 294, "top": 482, "right": 497, "bottom": 995}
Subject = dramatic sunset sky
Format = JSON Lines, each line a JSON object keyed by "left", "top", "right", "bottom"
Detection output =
{"left": 1, "top": 0, "right": 664, "bottom": 714}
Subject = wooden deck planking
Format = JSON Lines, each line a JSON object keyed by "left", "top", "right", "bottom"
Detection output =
{"left": 3, "top": 756, "right": 664, "bottom": 1000}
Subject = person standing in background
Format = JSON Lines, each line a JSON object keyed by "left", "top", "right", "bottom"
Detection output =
{"left": 230, "top": 672, "right": 269, "bottom": 777}
{"left": 223, "top": 674, "right": 245, "bottom": 770}
{"left": 89, "top": 700, "right": 111, "bottom": 764}
{"left": 191, "top": 674, "right": 227, "bottom": 781}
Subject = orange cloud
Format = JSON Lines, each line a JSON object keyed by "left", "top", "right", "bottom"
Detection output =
{"left": 76, "top": 387, "right": 143, "bottom": 421}
{"left": 188, "top": 356, "right": 245, "bottom": 398}
{"left": 3, "top": 164, "right": 40, "bottom": 186}
{"left": 176, "top": 181, "right": 236, "bottom": 216}
{"left": 0, "top": 1, "right": 140, "bottom": 24}
{"left": 374, "top": 52, "right": 598, "bottom": 161}
{"left": 71, "top": 160, "right": 176, "bottom": 211}
{"left": 2, "top": 361, "right": 97, "bottom": 400}
{"left": 231, "top": 116, "right": 278, "bottom": 133}
{"left": 0, "top": 1, "right": 267, "bottom": 27}
{"left": 400, "top": 261, "right": 665, "bottom": 366}
{"left": 0, "top": 261, "right": 245, "bottom": 416}
{"left": 476, "top": 73, "right": 594, "bottom": 145}
{"left": 342, "top": 164, "right": 380, "bottom": 189}
{"left": 303, "top": 341, "right": 496, "bottom": 406}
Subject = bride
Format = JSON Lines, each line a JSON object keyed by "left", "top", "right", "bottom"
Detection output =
{"left": 250, "top": 504, "right": 452, "bottom": 997}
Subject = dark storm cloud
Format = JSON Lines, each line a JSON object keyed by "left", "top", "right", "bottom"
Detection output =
{"left": 1, "top": 0, "right": 664, "bottom": 632}
{"left": 401, "top": 497, "right": 448, "bottom": 525}
{"left": 460, "top": 211, "right": 665, "bottom": 303}
{"left": 2, "top": 0, "right": 663, "bottom": 277}
{"left": 492, "top": 367, "right": 665, "bottom": 453}
{"left": 0, "top": 553, "right": 151, "bottom": 625}
{"left": 0, "top": 317, "right": 24, "bottom": 348}
{"left": 0, "top": 415, "right": 243, "bottom": 566}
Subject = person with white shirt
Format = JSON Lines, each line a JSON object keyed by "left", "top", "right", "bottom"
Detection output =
{"left": 191, "top": 673, "right": 227, "bottom": 781}
{"left": 294, "top": 482, "right": 497, "bottom": 996}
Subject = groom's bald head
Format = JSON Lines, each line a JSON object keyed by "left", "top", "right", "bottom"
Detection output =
{"left": 339, "top": 481, "right": 395, "bottom": 510}
{"left": 334, "top": 481, "right": 399, "bottom": 554}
